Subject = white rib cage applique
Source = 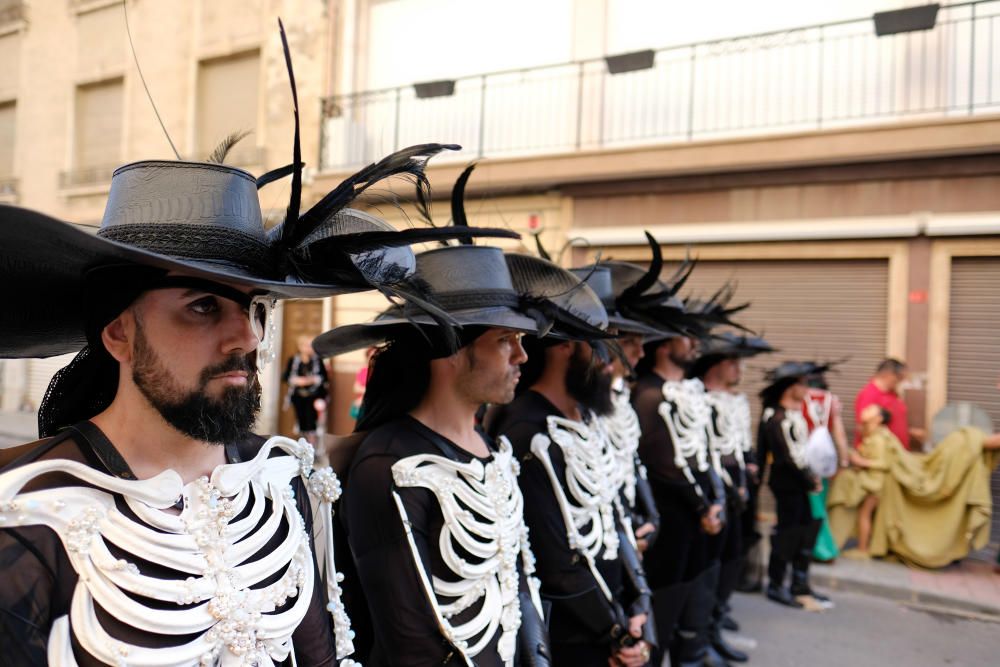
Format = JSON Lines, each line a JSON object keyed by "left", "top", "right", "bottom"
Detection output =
{"left": 529, "top": 413, "right": 620, "bottom": 602}
{"left": 659, "top": 379, "right": 711, "bottom": 472}
{"left": 391, "top": 437, "right": 541, "bottom": 667}
{"left": 0, "top": 436, "right": 357, "bottom": 667}
{"left": 780, "top": 408, "right": 811, "bottom": 471}
{"left": 704, "top": 391, "right": 747, "bottom": 460}
{"left": 602, "top": 380, "right": 641, "bottom": 510}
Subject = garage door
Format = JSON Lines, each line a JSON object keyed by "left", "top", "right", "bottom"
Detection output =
{"left": 947, "top": 256, "right": 1000, "bottom": 559}
{"left": 676, "top": 258, "right": 890, "bottom": 445}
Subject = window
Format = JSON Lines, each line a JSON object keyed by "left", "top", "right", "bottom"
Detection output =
{"left": 71, "top": 78, "right": 123, "bottom": 185}
{"left": 196, "top": 51, "right": 261, "bottom": 166}
{"left": 0, "top": 100, "right": 14, "bottom": 192}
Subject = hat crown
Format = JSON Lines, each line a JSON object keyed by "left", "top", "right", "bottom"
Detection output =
{"left": 96, "top": 160, "right": 271, "bottom": 276}
{"left": 414, "top": 245, "right": 516, "bottom": 294}
{"left": 570, "top": 266, "right": 614, "bottom": 309}
{"left": 100, "top": 160, "right": 265, "bottom": 239}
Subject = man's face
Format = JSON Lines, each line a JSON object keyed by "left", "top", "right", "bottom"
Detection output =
{"left": 613, "top": 333, "right": 645, "bottom": 378}
{"left": 566, "top": 341, "right": 614, "bottom": 416}
{"left": 668, "top": 336, "right": 698, "bottom": 367}
{"left": 126, "top": 282, "right": 263, "bottom": 444}
{"left": 882, "top": 368, "right": 908, "bottom": 392}
{"left": 454, "top": 328, "right": 527, "bottom": 406}
{"left": 721, "top": 358, "right": 742, "bottom": 387}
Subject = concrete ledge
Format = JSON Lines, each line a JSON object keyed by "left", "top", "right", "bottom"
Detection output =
{"left": 811, "top": 558, "right": 1000, "bottom": 618}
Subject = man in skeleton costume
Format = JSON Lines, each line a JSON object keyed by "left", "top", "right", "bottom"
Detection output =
{"left": 314, "top": 167, "right": 550, "bottom": 666}
{"left": 484, "top": 250, "right": 656, "bottom": 667}
{"left": 689, "top": 334, "right": 774, "bottom": 663}
{"left": 758, "top": 362, "right": 833, "bottom": 611}
{"left": 569, "top": 260, "right": 669, "bottom": 556}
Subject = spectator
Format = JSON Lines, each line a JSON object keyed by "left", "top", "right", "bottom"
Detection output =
{"left": 854, "top": 358, "right": 926, "bottom": 450}
{"left": 282, "top": 334, "right": 329, "bottom": 444}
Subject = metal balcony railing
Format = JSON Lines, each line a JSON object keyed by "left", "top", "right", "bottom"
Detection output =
{"left": 0, "top": 1, "right": 25, "bottom": 26}
{"left": 59, "top": 164, "right": 117, "bottom": 189}
{"left": 320, "top": 0, "right": 1000, "bottom": 171}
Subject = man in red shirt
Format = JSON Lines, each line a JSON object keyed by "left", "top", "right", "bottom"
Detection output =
{"left": 854, "top": 358, "right": 926, "bottom": 450}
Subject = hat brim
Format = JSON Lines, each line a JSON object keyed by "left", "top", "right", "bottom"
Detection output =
{"left": 1, "top": 206, "right": 385, "bottom": 358}
{"left": 313, "top": 306, "right": 539, "bottom": 358}
{"left": 607, "top": 314, "right": 668, "bottom": 339}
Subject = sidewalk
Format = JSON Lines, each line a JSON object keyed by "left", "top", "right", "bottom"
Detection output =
{"left": 811, "top": 554, "right": 1000, "bottom": 617}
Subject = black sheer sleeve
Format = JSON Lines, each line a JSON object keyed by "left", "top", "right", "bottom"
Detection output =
{"left": 499, "top": 417, "right": 627, "bottom": 648}
{"left": 761, "top": 414, "right": 815, "bottom": 492}
{"left": 0, "top": 525, "right": 63, "bottom": 666}
{"left": 343, "top": 452, "right": 461, "bottom": 666}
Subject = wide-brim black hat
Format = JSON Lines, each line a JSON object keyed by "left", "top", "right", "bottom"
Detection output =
{"left": 690, "top": 332, "right": 775, "bottom": 378}
{"left": 0, "top": 160, "right": 422, "bottom": 358}
{"left": 504, "top": 253, "right": 610, "bottom": 342}
{"left": 759, "top": 360, "right": 820, "bottom": 403}
{"left": 569, "top": 265, "right": 664, "bottom": 338}
{"left": 313, "top": 245, "right": 539, "bottom": 358}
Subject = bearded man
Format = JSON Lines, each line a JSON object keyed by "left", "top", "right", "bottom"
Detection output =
{"left": 314, "top": 244, "right": 552, "bottom": 667}
{"left": 486, "top": 253, "right": 655, "bottom": 667}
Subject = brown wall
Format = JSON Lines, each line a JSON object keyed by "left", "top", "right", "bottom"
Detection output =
{"left": 573, "top": 173, "right": 1000, "bottom": 228}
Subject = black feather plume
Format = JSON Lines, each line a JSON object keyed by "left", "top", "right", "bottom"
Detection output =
{"left": 207, "top": 130, "right": 251, "bottom": 164}
{"left": 619, "top": 232, "right": 662, "bottom": 303}
{"left": 293, "top": 143, "right": 460, "bottom": 249}
{"left": 534, "top": 235, "right": 553, "bottom": 261}
{"left": 256, "top": 162, "right": 304, "bottom": 189}
{"left": 277, "top": 19, "right": 302, "bottom": 251}
{"left": 451, "top": 163, "right": 476, "bottom": 245}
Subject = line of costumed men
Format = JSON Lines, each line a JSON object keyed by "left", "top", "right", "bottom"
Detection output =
{"left": 0, "top": 25, "right": 838, "bottom": 667}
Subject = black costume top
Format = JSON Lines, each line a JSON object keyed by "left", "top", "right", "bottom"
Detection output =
{"left": 342, "top": 416, "right": 548, "bottom": 667}
{"left": 632, "top": 373, "right": 713, "bottom": 516}
{"left": 758, "top": 406, "right": 816, "bottom": 495}
{"left": 486, "top": 391, "right": 651, "bottom": 653}
{"left": 0, "top": 422, "right": 338, "bottom": 666}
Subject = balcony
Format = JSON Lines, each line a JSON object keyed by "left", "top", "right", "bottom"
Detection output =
{"left": 320, "top": 0, "right": 1000, "bottom": 172}
{"left": 0, "top": 1, "right": 24, "bottom": 27}
{"left": 59, "top": 164, "right": 117, "bottom": 190}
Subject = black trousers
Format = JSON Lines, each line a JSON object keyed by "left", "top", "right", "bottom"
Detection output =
{"left": 290, "top": 393, "right": 320, "bottom": 432}
{"left": 768, "top": 489, "right": 813, "bottom": 587}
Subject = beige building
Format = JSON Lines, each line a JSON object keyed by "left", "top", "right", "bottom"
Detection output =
{"left": 0, "top": 0, "right": 331, "bottom": 435}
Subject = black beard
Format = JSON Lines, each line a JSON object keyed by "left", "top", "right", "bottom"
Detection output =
{"left": 566, "top": 348, "right": 614, "bottom": 417}
{"left": 131, "top": 321, "right": 261, "bottom": 445}
{"left": 669, "top": 349, "right": 693, "bottom": 372}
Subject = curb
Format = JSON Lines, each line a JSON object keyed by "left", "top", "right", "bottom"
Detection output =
{"left": 811, "top": 570, "right": 1000, "bottom": 618}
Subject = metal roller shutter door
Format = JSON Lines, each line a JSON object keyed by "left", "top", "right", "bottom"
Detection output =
{"left": 674, "top": 259, "right": 890, "bottom": 445}
{"left": 658, "top": 258, "right": 890, "bottom": 520}
{"left": 947, "top": 257, "right": 1000, "bottom": 560}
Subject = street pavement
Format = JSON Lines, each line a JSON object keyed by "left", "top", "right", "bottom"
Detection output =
{"left": 723, "top": 588, "right": 998, "bottom": 667}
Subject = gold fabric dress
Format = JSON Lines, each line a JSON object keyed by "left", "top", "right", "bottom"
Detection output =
{"left": 827, "top": 426, "right": 999, "bottom": 568}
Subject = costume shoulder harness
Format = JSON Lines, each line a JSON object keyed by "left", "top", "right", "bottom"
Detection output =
{"left": 659, "top": 378, "right": 711, "bottom": 472}
{"left": 391, "top": 437, "right": 542, "bottom": 667}
{"left": 529, "top": 413, "right": 620, "bottom": 600}
{"left": 0, "top": 437, "right": 357, "bottom": 667}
